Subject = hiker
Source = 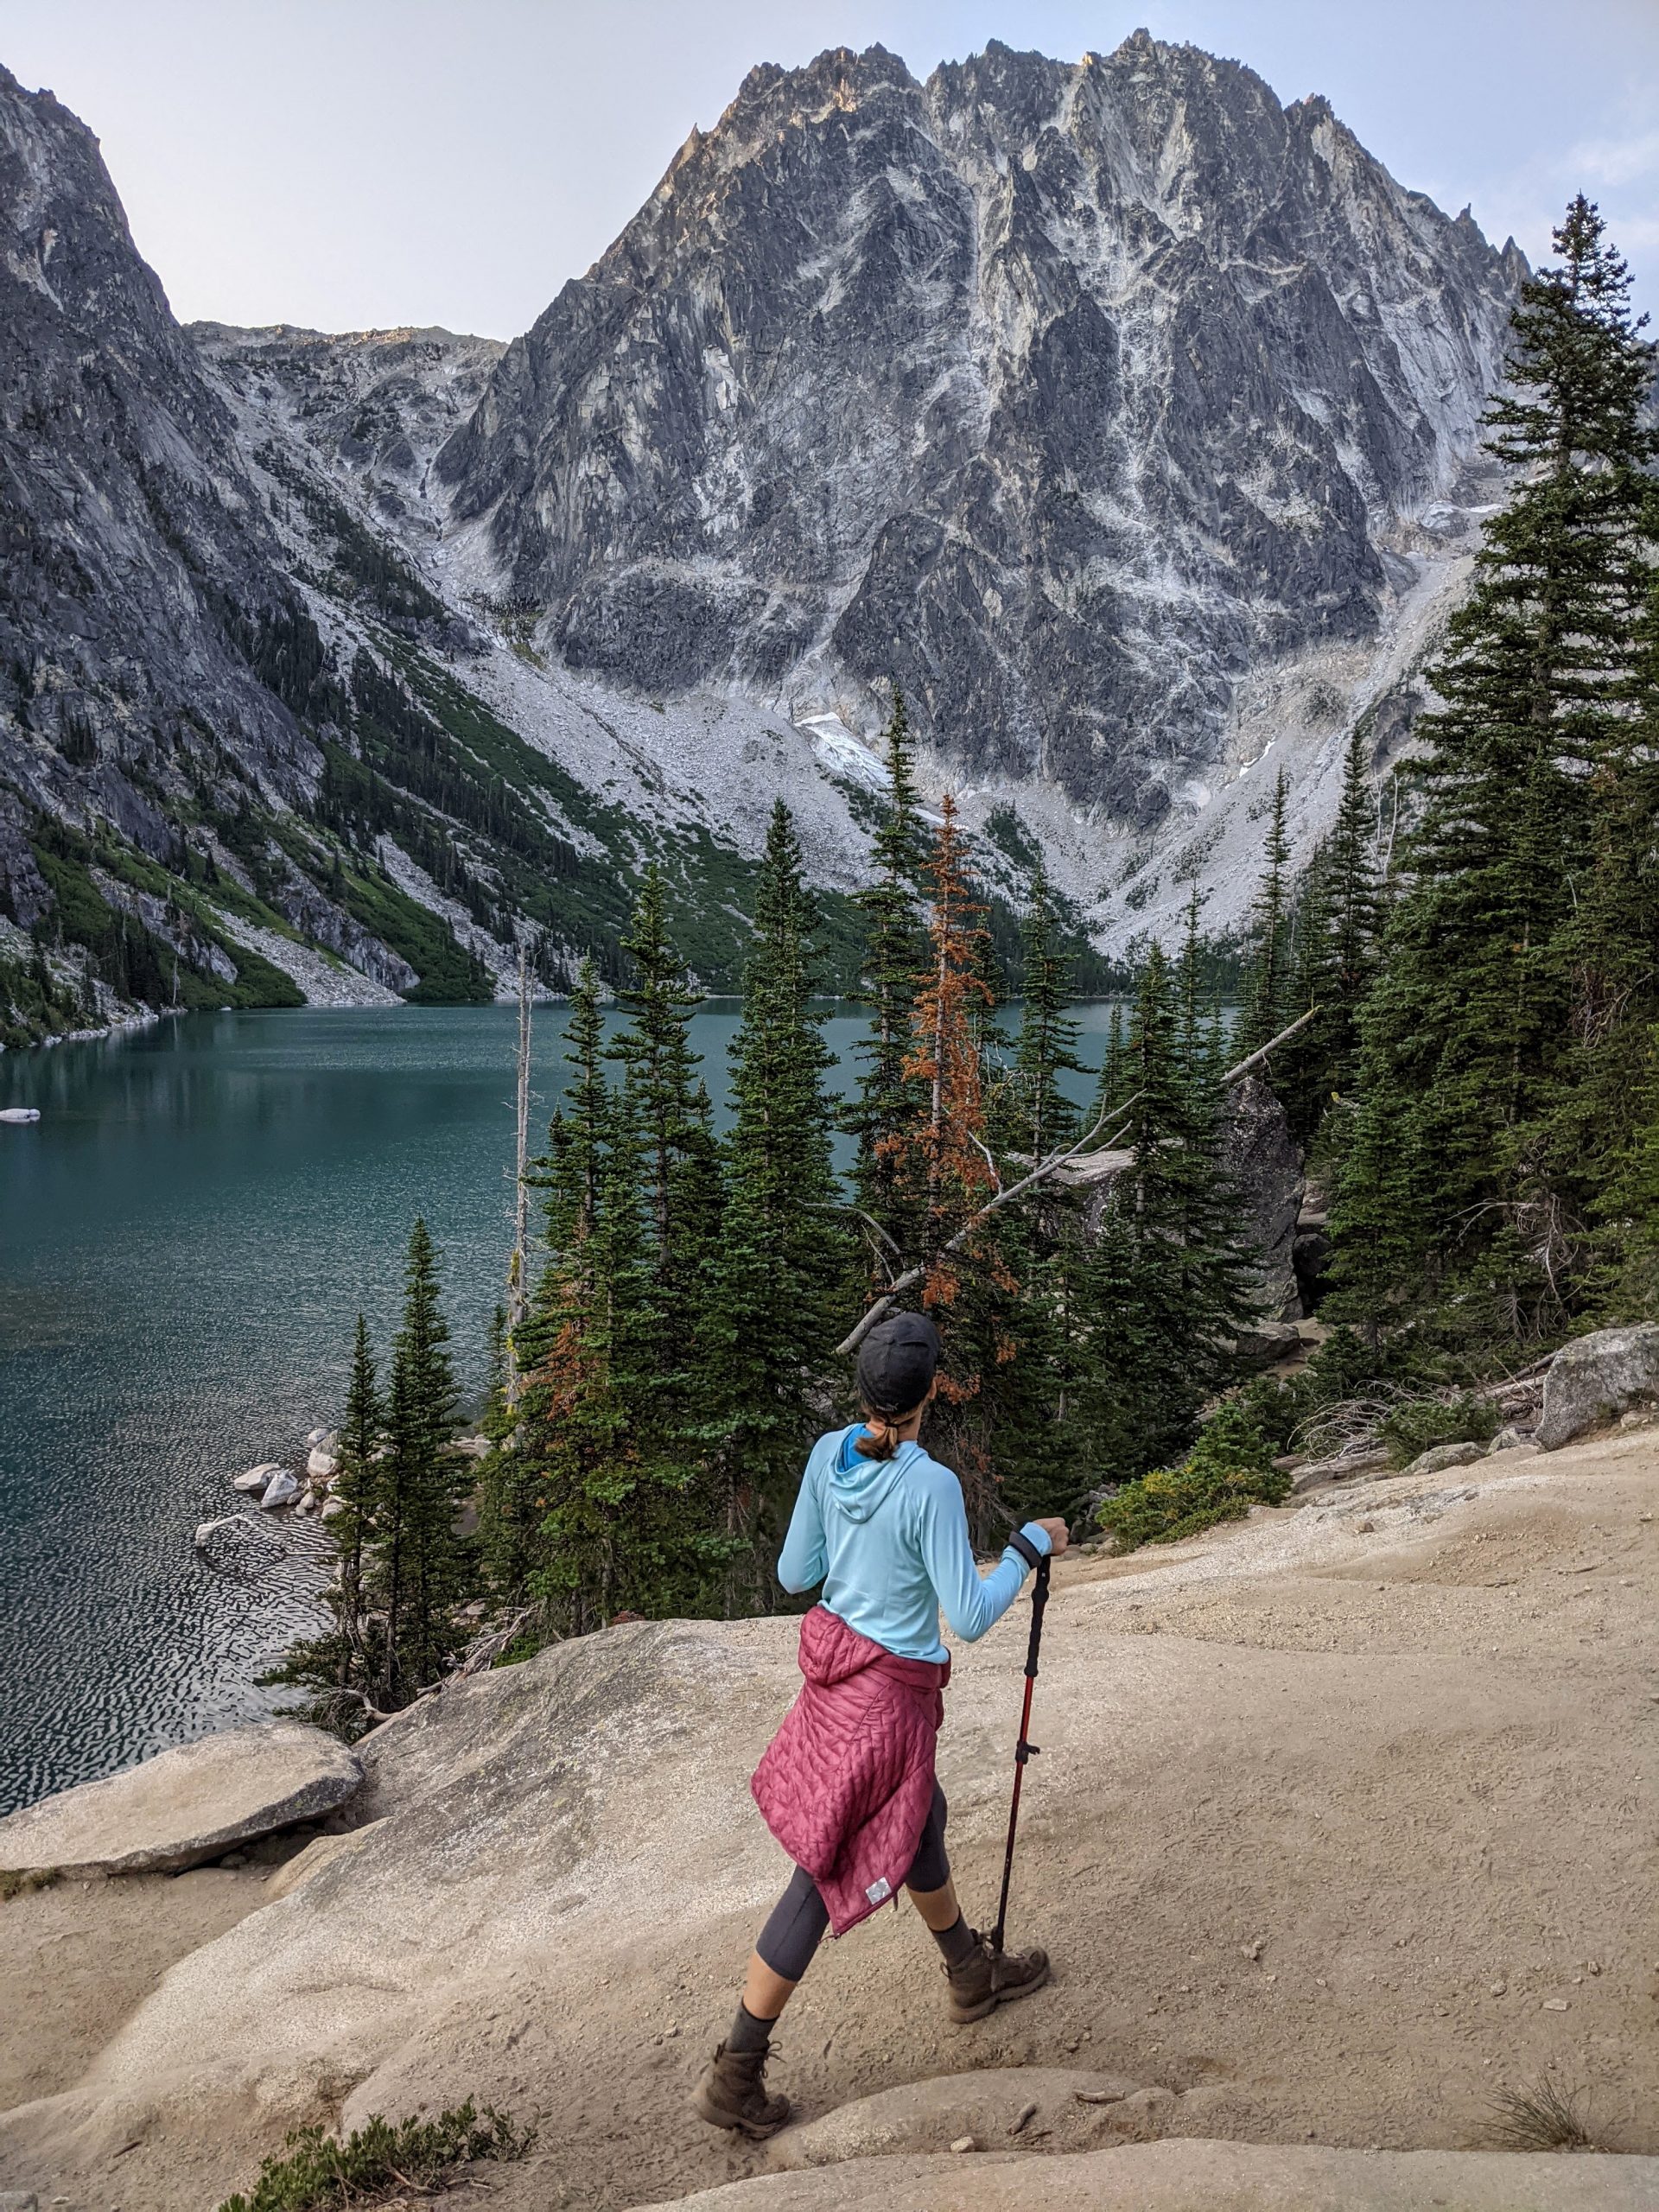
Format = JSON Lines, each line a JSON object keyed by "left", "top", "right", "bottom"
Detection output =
{"left": 696, "top": 1311, "right": 1069, "bottom": 2139}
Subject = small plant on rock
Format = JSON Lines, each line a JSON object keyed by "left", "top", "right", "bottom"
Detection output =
{"left": 214, "top": 2100, "right": 533, "bottom": 2212}
{"left": 0, "top": 1866, "right": 61, "bottom": 1904}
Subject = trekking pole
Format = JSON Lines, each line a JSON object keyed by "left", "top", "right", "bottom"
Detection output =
{"left": 988, "top": 1552, "right": 1051, "bottom": 1956}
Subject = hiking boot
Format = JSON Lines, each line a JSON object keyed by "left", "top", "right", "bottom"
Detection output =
{"left": 694, "top": 2041, "right": 791, "bottom": 2139}
{"left": 946, "top": 1930, "right": 1052, "bottom": 2024}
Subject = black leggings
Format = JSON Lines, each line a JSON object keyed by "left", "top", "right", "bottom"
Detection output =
{"left": 755, "top": 1783, "right": 951, "bottom": 1982}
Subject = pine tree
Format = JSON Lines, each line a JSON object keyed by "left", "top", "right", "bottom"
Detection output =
{"left": 1240, "top": 768, "right": 1293, "bottom": 1058}
{"left": 263, "top": 1313, "right": 386, "bottom": 1736}
{"left": 1075, "top": 946, "right": 1257, "bottom": 1479}
{"left": 374, "top": 1217, "right": 463, "bottom": 1702}
{"left": 714, "top": 804, "right": 849, "bottom": 1562}
{"left": 517, "top": 886, "right": 735, "bottom": 1630}
{"left": 330, "top": 1314, "right": 385, "bottom": 1677}
{"left": 1330, "top": 198, "right": 1659, "bottom": 1340}
{"left": 1001, "top": 857, "right": 1084, "bottom": 1161}
{"left": 848, "top": 692, "right": 930, "bottom": 1260}
{"left": 1278, "top": 729, "right": 1382, "bottom": 1140}
{"left": 879, "top": 793, "right": 1019, "bottom": 1522}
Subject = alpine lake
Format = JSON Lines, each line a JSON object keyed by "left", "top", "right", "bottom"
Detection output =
{"left": 0, "top": 1001, "right": 1123, "bottom": 1815}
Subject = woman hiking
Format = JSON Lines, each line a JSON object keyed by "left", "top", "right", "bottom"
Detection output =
{"left": 696, "top": 1310, "right": 1069, "bottom": 2139}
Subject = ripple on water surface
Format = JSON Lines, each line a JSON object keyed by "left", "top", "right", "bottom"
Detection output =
{"left": 0, "top": 998, "right": 1124, "bottom": 1815}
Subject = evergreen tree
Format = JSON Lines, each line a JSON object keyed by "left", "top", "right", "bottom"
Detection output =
{"left": 1240, "top": 768, "right": 1293, "bottom": 1058}
{"left": 1278, "top": 729, "right": 1382, "bottom": 1140}
{"left": 263, "top": 1313, "right": 386, "bottom": 1736}
{"left": 374, "top": 1218, "right": 463, "bottom": 1702}
{"left": 1001, "top": 857, "right": 1084, "bottom": 1161}
{"left": 879, "top": 794, "right": 1020, "bottom": 1522}
{"left": 1330, "top": 198, "right": 1658, "bottom": 1340}
{"left": 714, "top": 804, "right": 849, "bottom": 1561}
{"left": 331, "top": 1314, "right": 385, "bottom": 1677}
{"left": 516, "top": 885, "right": 736, "bottom": 1630}
{"left": 1075, "top": 946, "right": 1257, "bottom": 1480}
{"left": 847, "top": 692, "right": 930, "bottom": 1260}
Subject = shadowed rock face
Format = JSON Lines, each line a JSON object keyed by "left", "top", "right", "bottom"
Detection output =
{"left": 0, "top": 66, "right": 321, "bottom": 843}
{"left": 438, "top": 35, "right": 1523, "bottom": 822}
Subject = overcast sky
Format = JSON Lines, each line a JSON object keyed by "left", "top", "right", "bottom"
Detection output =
{"left": 5, "top": 1, "right": 1656, "bottom": 336}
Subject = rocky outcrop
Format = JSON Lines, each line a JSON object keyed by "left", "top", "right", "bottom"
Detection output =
{"left": 632, "top": 2141, "right": 1659, "bottom": 2212}
{"left": 1219, "top": 1077, "right": 1305, "bottom": 1320}
{"left": 439, "top": 35, "right": 1521, "bottom": 831}
{"left": 1537, "top": 1324, "right": 1659, "bottom": 1450}
{"left": 0, "top": 1721, "right": 361, "bottom": 1876}
{"left": 766, "top": 2068, "right": 1144, "bottom": 2168}
{"left": 3, "top": 1445, "right": 1657, "bottom": 2210}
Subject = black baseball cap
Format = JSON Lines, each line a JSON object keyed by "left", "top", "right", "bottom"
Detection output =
{"left": 856, "top": 1312, "right": 941, "bottom": 1415}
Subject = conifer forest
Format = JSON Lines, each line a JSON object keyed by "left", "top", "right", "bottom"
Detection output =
{"left": 275, "top": 200, "right": 1659, "bottom": 1734}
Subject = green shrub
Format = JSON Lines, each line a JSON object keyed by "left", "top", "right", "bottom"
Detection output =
{"left": 1378, "top": 1393, "right": 1497, "bottom": 1468}
{"left": 216, "top": 2101, "right": 532, "bottom": 2212}
{"left": 0, "top": 1866, "right": 61, "bottom": 1904}
{"left": 1094, "top": 1400, "right": 1287, "bottom": 1553}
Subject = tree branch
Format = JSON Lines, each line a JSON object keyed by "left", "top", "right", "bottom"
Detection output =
{"left": 833, "top": 1007, "right": 1323, "bottom": 1360}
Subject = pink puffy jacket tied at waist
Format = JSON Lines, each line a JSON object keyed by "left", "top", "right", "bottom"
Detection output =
{"left": 751, "top": 1603, "right": 950, "bottom": 1936}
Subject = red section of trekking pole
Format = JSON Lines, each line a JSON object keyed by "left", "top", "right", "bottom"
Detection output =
{"left": 989, "top": 1553, "right": 1050, "bottom": 1956}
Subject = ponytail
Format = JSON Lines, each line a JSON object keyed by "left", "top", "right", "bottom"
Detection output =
{"left": 855, "top": 1413, "right": 899, "bottom": 1462}
{"left": 854, "top": 1397, "right": 924, "bottom": 1460}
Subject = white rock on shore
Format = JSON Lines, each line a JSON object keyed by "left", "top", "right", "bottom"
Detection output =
{"left": 258, "top": 1471, "right": 301, "bottom": 1510}
{"left": 0, "top": 1721, "right": 363, "bottom": 1877}
{"left": 231, "top": 1461, "right": 287, "bottom": 1496}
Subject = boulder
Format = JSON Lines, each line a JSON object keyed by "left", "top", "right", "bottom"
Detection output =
{"left": 1402, "top": 1440, "right": 1485, "bottom": 1478}
{"left": 1537, "top": 1324, "right": 1659, "bottom": 1449}
{"left": 1218, "top": 1076, "right": 1305, "bottom": 1321}
{"left": 193, "top": 1512, "right": 286, "bottom": 1577}
{"left": 305, "top": 1427, "right": 332, "bottom": 1448}
{"left": 0, "top": 1722, "right": 363, "bottom": 1877}
{"left": 258, "top": 1470, "right": 301, "bottom": 1510}
{"left": 1288, "top": 1446, "right": 1391, "bottom": 1494}
{"left": 1231, "top": 1319, "right": 1303, "bottom": 1370}
{"left": 766, "top": 2069, "right": 1145, "bottom": 2171}
{"left": 321, "top": 1496, "right": 346, "bottom": 1520}
{"left": 1487, "top": 1426, "right": 1537, "bottom": 1455}
{"left": 306, "top": 1446, "right": 340, "bottom": 1480}
{"left": 232, "top": 1461, "right": 286, "bottom": 1495}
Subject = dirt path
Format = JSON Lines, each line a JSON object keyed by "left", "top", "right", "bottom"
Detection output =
{"left": 3, "top": 1428, "right": 1655, "bottom": 2212}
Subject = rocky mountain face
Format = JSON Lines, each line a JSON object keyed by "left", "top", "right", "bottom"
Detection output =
{"left": 439, "top": 35, "right": 1523, "bottom": 834}
{"left": 0, "top": 64, "right": 851, "bottom": 1042}
{"left": 1, "top": 35, "right": 1529, "bottom": 1044}
{"left": 0, "top": 67, "right": 321, "bottom": 855}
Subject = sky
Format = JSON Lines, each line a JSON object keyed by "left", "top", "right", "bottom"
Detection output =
{"left": 3, "top": 0, "right": 1656, "bottom": 338}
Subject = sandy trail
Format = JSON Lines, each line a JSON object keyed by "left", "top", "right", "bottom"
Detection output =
{"left": 1, "top": 1429, "right": 1654, "bottom": 2211}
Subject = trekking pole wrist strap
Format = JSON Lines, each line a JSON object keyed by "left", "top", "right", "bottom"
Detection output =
{"left": 1007, "top": 1529, "right": 1046, "bottom": 1573}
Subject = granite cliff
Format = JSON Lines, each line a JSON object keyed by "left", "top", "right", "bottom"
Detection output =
{"left": 1, "top": 35, "right": 1529, "bottom": 1041}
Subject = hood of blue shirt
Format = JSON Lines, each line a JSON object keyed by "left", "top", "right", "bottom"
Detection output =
{"left": 827, "top": 1424, "right": 916, "bottom": 1522}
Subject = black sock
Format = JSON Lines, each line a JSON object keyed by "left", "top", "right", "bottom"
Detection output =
{"left": 930, "top": 1913, "right": 978, "bottom": 1970}
{"left": 728, "top": 2000, "right": 775, "bottom": 2055}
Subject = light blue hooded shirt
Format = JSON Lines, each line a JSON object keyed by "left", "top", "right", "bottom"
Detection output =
{"left": 776, "top": 1424, "right": 1052, "bottom": 1664}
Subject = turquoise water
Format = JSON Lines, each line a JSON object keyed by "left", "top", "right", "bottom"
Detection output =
{"left": 0, "top": 1001, "right": 1120, "bottom": 1815}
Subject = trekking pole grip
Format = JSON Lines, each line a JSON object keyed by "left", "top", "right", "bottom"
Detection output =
{"left": 1025, "top": 1553, "right": 1050, "bottom": 1680}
